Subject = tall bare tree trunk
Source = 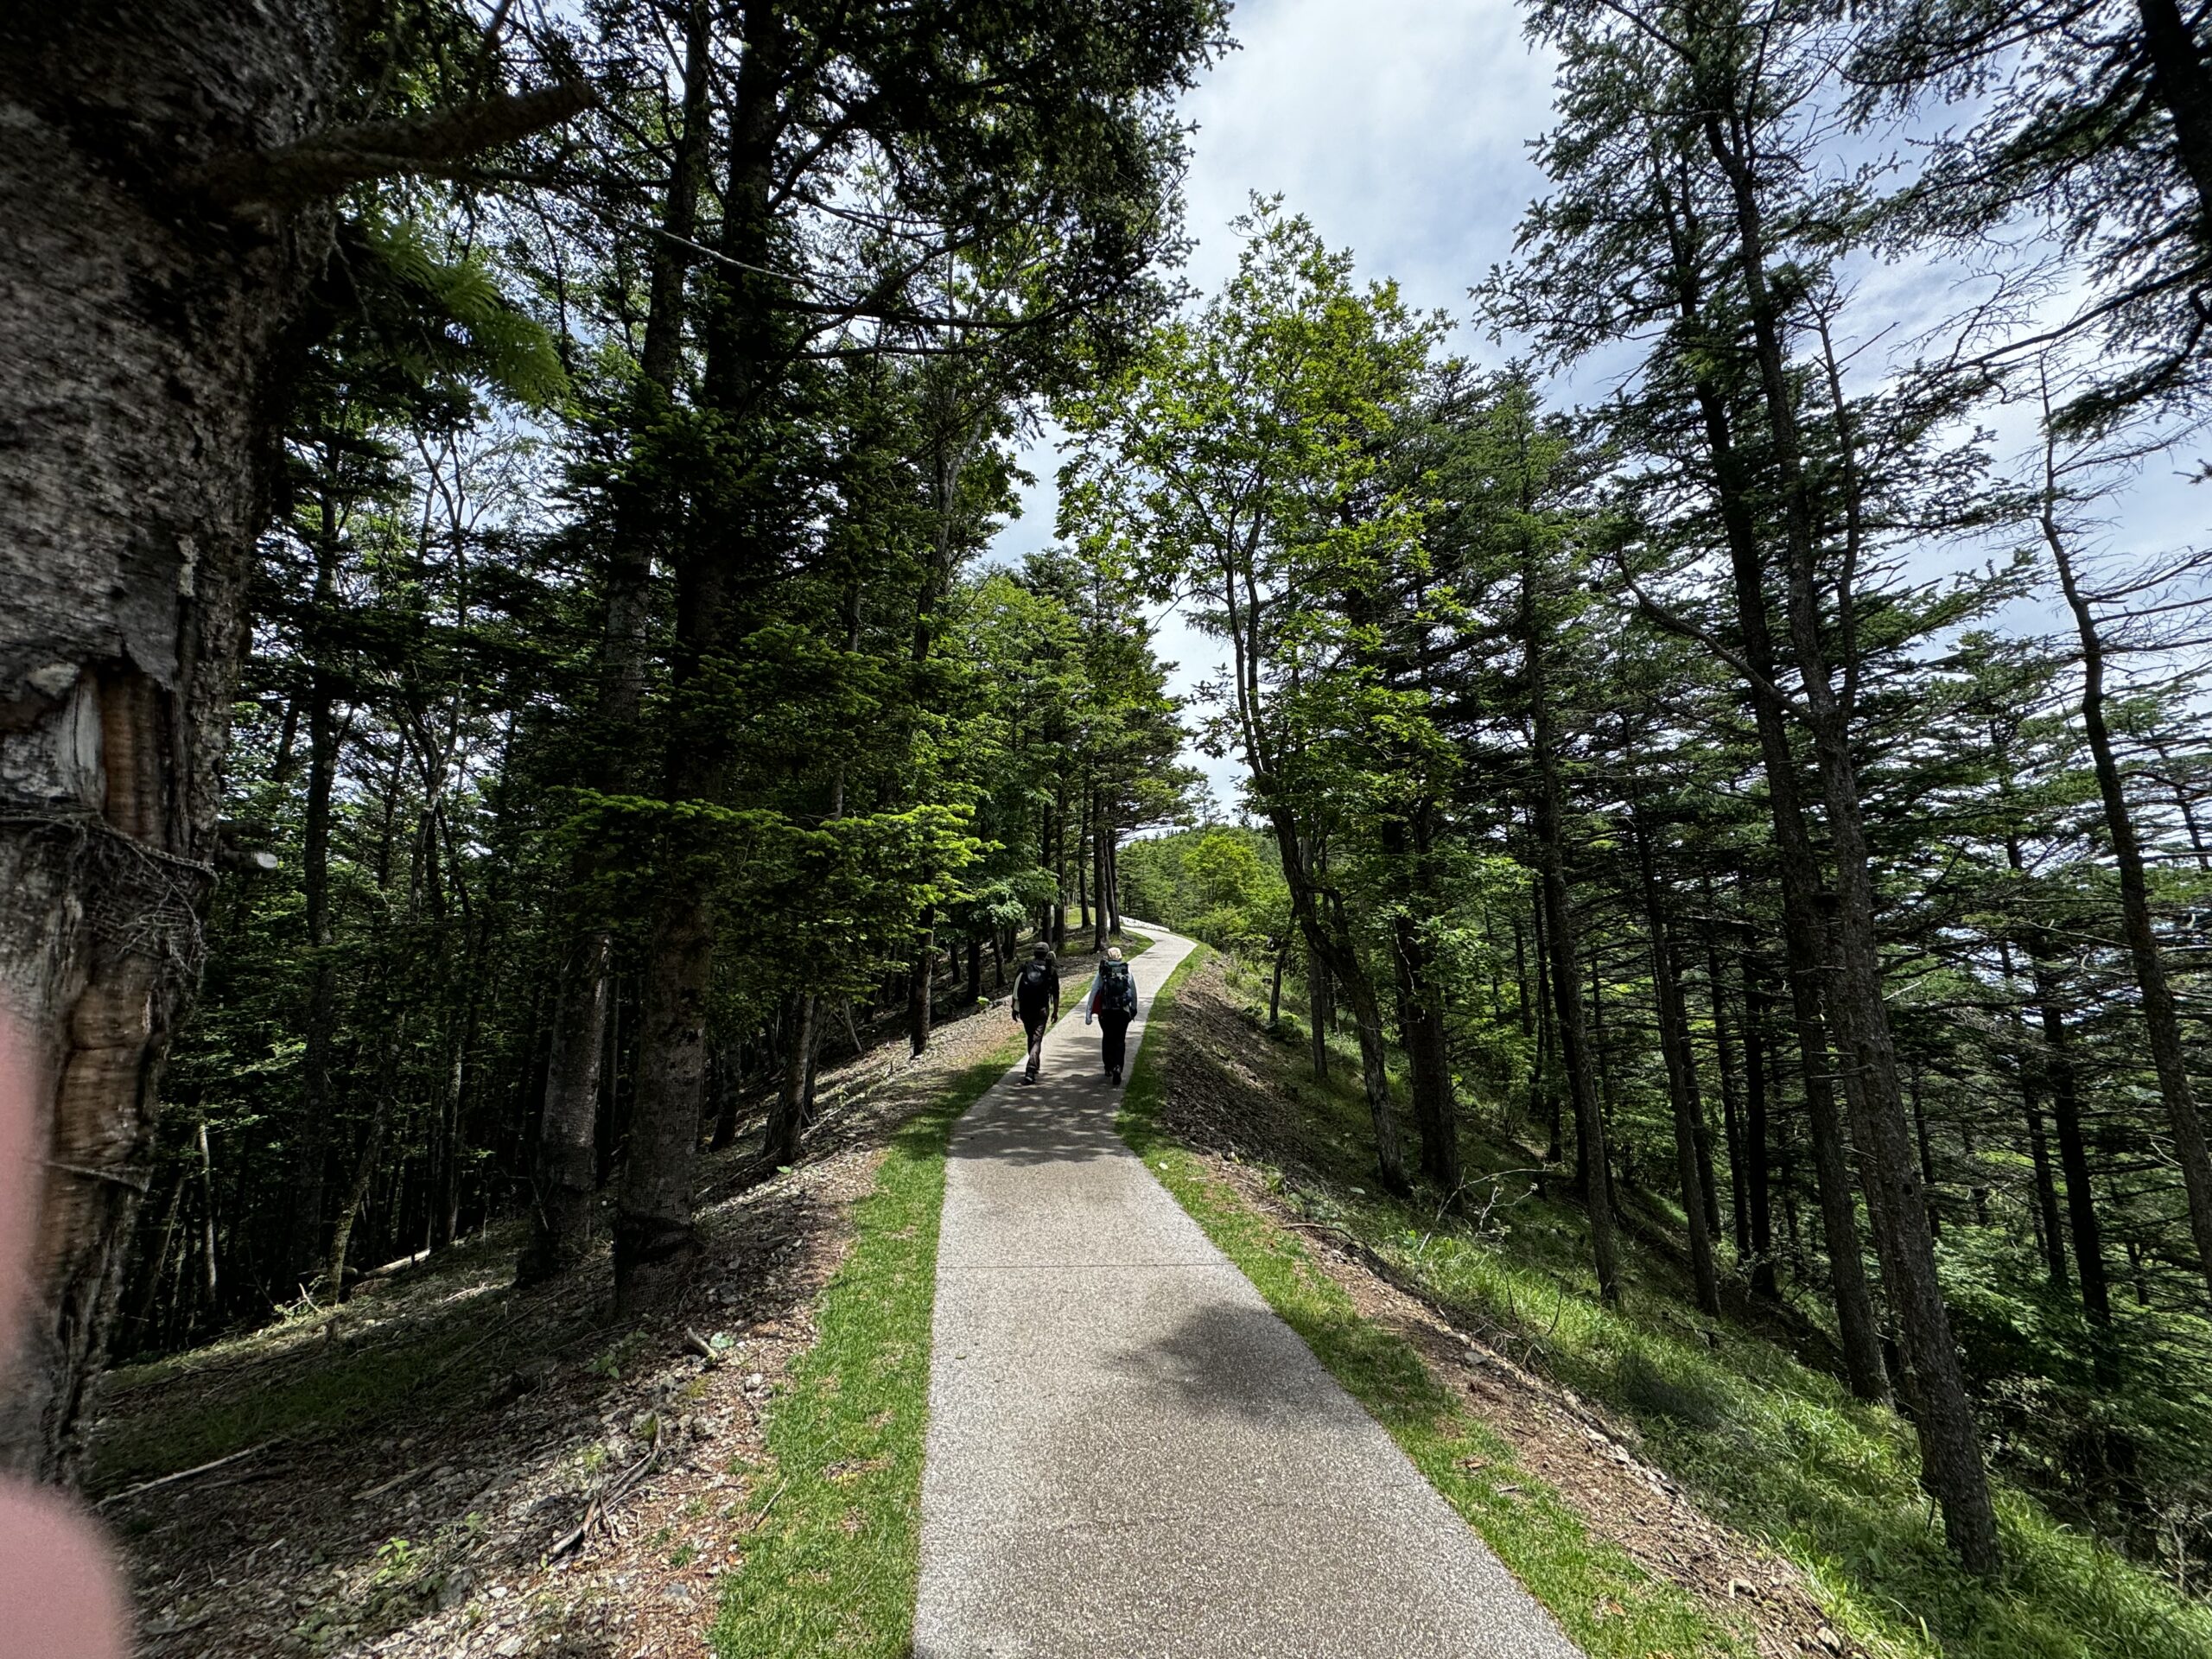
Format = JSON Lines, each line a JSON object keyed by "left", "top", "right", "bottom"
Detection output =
{"left": 524, "top": 2, "right": 709, "bottom": 1287}
{"left": 1706, "top": 102, "right": 1998, "bottom": 1570}
{"left": 2044, "top": 495, "right": 2212, "bottom": 1316}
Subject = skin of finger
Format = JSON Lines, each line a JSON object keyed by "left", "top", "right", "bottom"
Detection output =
{"left": 0, "top": 1013, "right": 128, "bottom": 1657}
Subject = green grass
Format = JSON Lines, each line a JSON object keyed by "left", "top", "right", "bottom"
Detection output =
{"left": 1119, "top": 948, "right": 1749, "bottom": 1659}
{"left": 1194, "top": 964, "right": 2212, "bottom": 1659}
{"left": 710, "top": 1027, "right": 1024, "bottom": 1657}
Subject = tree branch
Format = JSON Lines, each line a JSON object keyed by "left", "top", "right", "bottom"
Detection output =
{"left": 191, "top": 82, "right": 598, "bottom": 212}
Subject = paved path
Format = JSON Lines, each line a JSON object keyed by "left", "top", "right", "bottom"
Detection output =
{"left": 914, "top": 924, "right": 1584, "bottom": 1658}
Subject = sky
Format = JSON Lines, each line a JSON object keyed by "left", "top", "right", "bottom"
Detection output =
{"left": 982, "top": 0, "right": 2212, "bottom": 821}
{"left": 988, "top": 0, "right": 1560, "bottom": 816}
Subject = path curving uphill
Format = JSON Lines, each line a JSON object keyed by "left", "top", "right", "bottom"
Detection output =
{"left": 914, "top": 922, "right": 1584, "bottom": 1658}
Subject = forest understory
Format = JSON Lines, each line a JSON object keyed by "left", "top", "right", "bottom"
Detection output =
{"left": 90, "top": 975, "right": 1060, "bottom": 1659}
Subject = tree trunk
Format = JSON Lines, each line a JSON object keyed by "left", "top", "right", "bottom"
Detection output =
{"left": 615, "top": 2, "right": 787, "bottom": 1313}
{"left": 1634, "top": 811, "right": 1720, "bottom": 1315}
{"left": 1106, "top": 831, "right": 1122, "bottom": 934}
{"left": 762, "top": 994, "right": 817, "bottom": 1168}
{"left": 2135, "top": 0, "right": 2212, "bottom": 228}
{"left": 1092, "top": 786, "right": 1109, "bottom": 954}
{"left": 1704, "top": 921, "right": 1752, "bottom": 1263}
{"left": 1274, "top": 821, "right": 1408, "bottom": 1195}
{"left": 2046, "top": 502, "right": 2212, "bottom": 1316}
{"left": 1707, "top": 103, "right": 1999, "bottom": 1571}
{"left": 2017, "top": 921, "right": 2112, "bottom": 1325}
{"left": 1268, "top": 938, "right": 1287, "bottom": 1029}
{"left": 1521, "top": 569, "right": 1619, "bottom": 1302}
{"left": 520, "top": 930, "right": 610, "bottom": 1282}
{"left": 615, "top": 885, "right": 714, "bottom": 1309}
{"left": 0, "top": 2, "right": 365, "bottom": 1483}
{"left": 1740, "top": 950, "right": 1778, "bottom": 1300}
{"left": 1656, "top": 150, "right": 1890, "bottom": 1404}
{"left": 1307, "top": 947, "right": 1332, "bottom": 1081}
{"left": 524, "top": 2, "right": 708, "bottom": 1286}
{"left": 907, "top": 926, "right": 936, "bottom": 1058}
{"left": 325, "top": 1025, "right": 400, "bottom": 1300}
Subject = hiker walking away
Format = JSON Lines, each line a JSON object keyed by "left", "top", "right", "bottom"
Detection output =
{"left": 1013, "top": 942, "right": 1060, "bottom": 1084}
{"left": 1085, "top": 946, "right": 1139, "bottom": 1084}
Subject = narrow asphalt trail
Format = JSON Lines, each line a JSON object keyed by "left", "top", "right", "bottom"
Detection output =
{"left": 914, "top": 923, "right": 1584, "bottom": 1658}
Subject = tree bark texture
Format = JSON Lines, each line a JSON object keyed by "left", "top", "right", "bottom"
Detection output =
{"left": 0, "top": 2, "right": 356, "bottom": 1484}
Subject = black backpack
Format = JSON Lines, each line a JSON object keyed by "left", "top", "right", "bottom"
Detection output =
{"left": 1099, "top": 960, "right": 1136, "bottom": 1014}
{"left": 1016, "top": 957, "right": 1056, "bottom": 1012}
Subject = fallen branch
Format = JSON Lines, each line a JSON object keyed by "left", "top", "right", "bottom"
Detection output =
{"left": 547, "top": 1442, "right": 662, "bottom": 1560}
{"left": 96, "top": 1441, "right": 276, "bottom": 1508}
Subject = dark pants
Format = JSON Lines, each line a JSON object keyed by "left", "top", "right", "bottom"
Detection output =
{"left": 1021, "top": 1010, "right": 1050, "bottom": 1078}
{"left": 1099, "top": 1010, "right": 1133, "bottom": 1077}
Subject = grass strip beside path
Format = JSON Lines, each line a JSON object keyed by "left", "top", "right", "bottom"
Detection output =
{"left": 711, "top": 1028, "right": 1023, "bottom": 1657}
{"left": 1118, "top": 949, "right": 1749, "bottom": 1659}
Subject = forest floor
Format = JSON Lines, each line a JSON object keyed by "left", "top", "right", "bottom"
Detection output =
{"left": 90, "top": 932, "right": 1130, "bottom": 1659}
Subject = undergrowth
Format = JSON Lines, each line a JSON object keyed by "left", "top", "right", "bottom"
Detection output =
{"left": 1120, "top": 946, "right": 1751, "bottom": 1659}
{"left": 1182, "top": 955, "right": 2212, "bottom": 1659}
{"left": 709, "top": 1027, "right": 1023, "bottom": 1657}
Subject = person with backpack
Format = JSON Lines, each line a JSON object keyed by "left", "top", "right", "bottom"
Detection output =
{"left": 1012, "top": 942, "right": 1061, "bottom": 1084}
{"left": 1084, "top": 946, "right": 1139, "bottom": 1084}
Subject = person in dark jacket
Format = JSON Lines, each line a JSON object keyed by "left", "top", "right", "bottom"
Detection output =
{"left": 1084, "top": 946, "right": 1138, "bottom": 1084}
{"left": 1011, "top": 942, "right": 1060, "bottom": 1084}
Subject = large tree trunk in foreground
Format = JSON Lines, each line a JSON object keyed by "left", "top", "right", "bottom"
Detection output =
{"left": 0, "top": 4, "right": 349, "bottom": 1484}
{"left": 613, "top": 5, "right": 785, "bottom": 1312}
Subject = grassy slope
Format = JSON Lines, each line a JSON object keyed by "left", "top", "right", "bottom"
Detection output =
{"left": 1121, "top": 947, "right": 1750, "bottom": 1658}
{"left": 709, "top": 1027, "right": 1023, "bottom": 1656}
{"left": 1147, "top": 954, "right": 2212, "bottom": 1659}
